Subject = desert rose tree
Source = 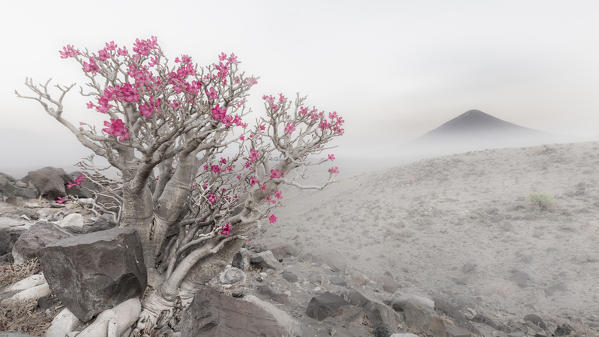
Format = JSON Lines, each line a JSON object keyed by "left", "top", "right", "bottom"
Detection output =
{"left": 16, "top": 37, "right": 344, "bottom": 333}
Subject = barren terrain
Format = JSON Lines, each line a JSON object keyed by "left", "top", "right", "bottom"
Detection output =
{"left": 259, "top": 141, "right": 599, "bottom": 331}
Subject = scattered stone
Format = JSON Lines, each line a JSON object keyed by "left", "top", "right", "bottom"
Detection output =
{"left": 282, "top": 271, "right": 298, "bottom": 283}
{"left": 344, "top": 289, "right": 403, "bottom": 329}
{"left": 40, "top": 228, "right": 147, "bottom": 322}
{"left": 250, "top": 250, "right": 282, "bottom": 270}
{"left": 306, "top": 292, "right": 349, "bottom": 321}
{"left": 57, "top": 213, "right": 84, "bottom": 231}
{"left": 434, "top": 297, "right": 478, "bottom": 333}
{"left": 23, "top": 167, "right": 71, "bottom": 200}
{"left": 219, "top": 266, "right": 246, "bottom": 284}
{"left": 554, "top": 323, "right": 573, "bottom": 336}
{"left": 524, "top": 314, "right": 547, "bottom": 330}
{"left": 472, "top": 313, "right": 508, "bottom": 331}
{"left": 37, "top": 293, "right": 60, "bottom": 310}
{"left": 232, "top": 248, "right": 251, "bottom": 271}
{"left": 65, "top": 215, "right": 117, "bottom": 234}
{"left": 180, "top": 289, "right": 286, "bottom": 337}
{"left": 390, "top": 292, "right": 445, "bottom": 335}
{"left": 12, "top": 221, "right": 72, "bottom": 264}
{"left": 374, "top": 323, "right": 395, "bottom": 337}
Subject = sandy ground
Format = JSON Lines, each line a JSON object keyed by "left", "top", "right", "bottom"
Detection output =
{"left": 258, "top": 141, "right": 599, "bottom": 329}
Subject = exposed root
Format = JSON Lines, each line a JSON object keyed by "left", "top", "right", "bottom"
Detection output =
{"left": 131, "top": 290, "right": 177, "bottom": 336}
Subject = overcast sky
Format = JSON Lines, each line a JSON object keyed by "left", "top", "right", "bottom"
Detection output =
{"left": 1, "top": 0, "right": 598, "bottom": 174}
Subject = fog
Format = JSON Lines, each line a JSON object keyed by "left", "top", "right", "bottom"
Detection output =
{"left": 1, "top": 0, "right": 599, "bottom": 177}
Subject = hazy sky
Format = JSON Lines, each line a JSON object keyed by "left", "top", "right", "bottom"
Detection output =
{"left": 1, "top": 0, "right": 599, "bottom": 173}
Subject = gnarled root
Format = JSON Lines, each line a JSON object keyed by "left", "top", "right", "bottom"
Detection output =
{"left": 131, "top": 289, "right": 178, "bottom": 336}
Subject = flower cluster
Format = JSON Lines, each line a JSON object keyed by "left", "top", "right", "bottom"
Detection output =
{"left": 102, "top": 118, "right": 130, "bottom": 141}
{"left": 66, "top": 174, "right": 86, "bottom": 189}
{"left": 220, "top": 223, "right": 231, "bottom": 236}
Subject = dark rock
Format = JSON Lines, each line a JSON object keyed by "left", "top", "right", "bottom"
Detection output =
{"left": 40, "top": 228, "right": 147, "bottom": 322}
{"left": 14, "top": 181, "right": 39, "bottom": 199}
{"left": 510, "top": 269, "right": 532, "bottom": 288}
{"left": 343, "top": 289, "right": 403, "bottom": 329}
{"left": 524, "top": 314, "right": 547, "bottom": 330}
{"left": 12, "top": 221, "right": 72, "bottom": 264}
{"left": 231, "top": 292, "right": 244, "bottom": 298}
{"left": 374, "top": 323, "right": 395, "bottom": 337}
{"left": 250, "top": 250, "right": 282, "bottom": 270}
{"left": 282, "top": 271, "right": 298, "bottom": 283}
{"left": 306, "top": 292, "right": 349, "bottom": 321}
{"left": 37, "top": 294, "right": 60, "bottom": 310}
{"left": 256, "top": 284, "right": 289, "bottom": 304}
{"left": 23, "top": 167, "right": 71, "bottom": 200}
{"left": 554, "top": 324, "right": 573, "bottom": 336}
{"left": 0, "top": 173, "right": 16, "bottom": 198}
{"left": 180, "top": 288, "right": 284, "bottom": 337}
{"left": 232, "top": 248, "right": 250, "bottom": 270}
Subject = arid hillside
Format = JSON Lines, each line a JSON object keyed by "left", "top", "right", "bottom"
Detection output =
{"left": 260, "top": 141, "right": 599, "bottom": 332}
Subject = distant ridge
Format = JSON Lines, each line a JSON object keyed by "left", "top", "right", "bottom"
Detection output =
{"left": 403, "top": 109, "right": 562, "bottom": 158}
{"left": 420, "top": 109, "right": 546, "bottom": 140}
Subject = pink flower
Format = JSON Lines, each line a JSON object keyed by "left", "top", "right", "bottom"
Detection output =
{"left": 328, "top": 166, "right": 339, "bottom": 174}
{"left": 59, "top": 45, "right": 80, "bottom": 59}
{"left": 274, "top": 190, "right": 282, "bottom": 199}
{"left": 221, "top": 223, "right": 231, "bottom": 236}
{"left": 56, "top": 196, "right": 68, "bottom": 204}
{"left": 102, "top": 118, "right": 130, "bottom": 141}
{"left": 207, "top": 193, "right": 218, "bottom": 205}
{"left": 270, "top": 169, "right": 283, "bottom": 179}
{"left": 284, "top": 122, "right": 296, "bottom": 134}
{"left": 259, "top": 124, "right": 265, "bottom": 131}
{"left": 82, "top": 57, "right": 99, "bottom": 73}
{"left": 328, "top": 154, "right": 335, "bottom": 161}
{"left": 269, "top": 214, "right": 277, "bottom": 224}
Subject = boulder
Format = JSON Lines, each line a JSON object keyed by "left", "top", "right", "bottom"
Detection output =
{"left": 232, "top": 247, "right": 251, "bottom": 270}
{"left": 390, "top": 292, "right": 446, "bottom": 336}
{"left": 57, "top": 213, "right": 85, "bottom": 231}
{"left": 23, "top": 167, "right": 71, "bottom": 200}
{"left": 0, "top": 173, "right": 38, "bottom": 200}
{"left": 40, "top": 228, "right": 147, "bottom": 322}
{"left": 219, "top": 266, "right": 246, "bottom": 284}
{"left": 250, "top": 250, "right": 282, "bottom": 270}
{"left": 11, "top": 221, "right": 72, "bottom": 264}
{"left": 179, "top": 289, "right": 286, "bottom": 337}
{"left": 268, "top": 244, "right": 299, "bottom": 260}
{"left": 344, "top": 289, "right": 403, "bottom": 330}
{"left": 14, "top": 180, "right": 39, "bottom": 199}
{"left": 374, "top": 323, "right": 395, "bottom": 337}
{"left": 306, "top": 292, "right": 349, "bottom": 321}
{"left": 0, "top": 173, "right": 16, "bottom": 198}
{"left": 63, "top": 215, "right": 117, "bottom": 235}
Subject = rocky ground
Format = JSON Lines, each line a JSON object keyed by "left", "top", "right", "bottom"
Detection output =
{"left": 1, "top": 142, "right": 598, "bottom": 337}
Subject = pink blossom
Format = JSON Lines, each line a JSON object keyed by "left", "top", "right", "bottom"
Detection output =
{"left": 59, "top": 45, "right": 80, "bottom": 59}
{"left": 82, "top": 57, "right": 99, "bottom": 73}
{"left": 86, "top": 101, "right": 94, "bottom": 109}
{"left": 102, "top": 118, "right": 130, "bottom": 141}
{"left": 269, "top": 214, "right": 277, "bottom": 224}
{"left": 117, "top": 46, "right": 129, "bottom": 57}
{"left": 56, "top": 196, "right": 68, "bottom": 204}
{"left": 328, "top": 154, "right": 335, "bottom": 161}
{"left": 207, "top": 193, "right": 218, "bottom": 205}
{"left": 221, "top": 223, "right": 231, "bottom": 236}
{"left": 274, "top": 190, "right": 282, "bottom": 199}
{"left": 205, "top": 87, "right": 218, "bottom": 100}
{"left": 270, "top": 169, "right": 283, "bottom": 179}
{"left": 284, "top": 122, "right": 296, "bottom": 134}
{"left": 328, "top": 166, "right": 339, "bottom": 174}
{"left": 98, "top": 49, "right": 110, "bottom": 61}
{"left": 259, "top": 124, "right": 265, "bottom": 131}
